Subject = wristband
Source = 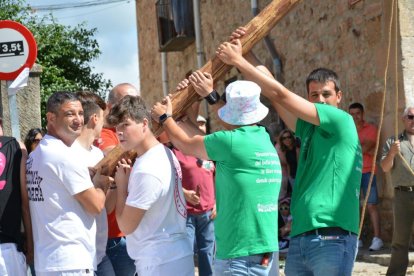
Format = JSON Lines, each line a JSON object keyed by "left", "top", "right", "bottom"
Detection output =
{"left": 159, "top": 113, "right": 172, "bottom": 124}
{"left": 109, "top": 185, "right": 117, "bottom": 190}
{"left": 204, "top": 90, "right": 220, "bottom": 105}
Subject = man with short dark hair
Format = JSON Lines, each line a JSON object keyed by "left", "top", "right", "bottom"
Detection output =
{"left": 107, "top": 95, "right": 194, "bottom": 276}
{"left": 382, "top": 106, "right": 414, "bottom": 276}
{"left": 27, "top": 91, "right": 106, "bottom": 275}
{"left": 349, "top": 102, "right": 383, "bottom": 251}
{"left": 98, "top": 83, "right": 138, "bottom": 276}
{"left": 75, "top": 91, "right": 115, "bottom": 275}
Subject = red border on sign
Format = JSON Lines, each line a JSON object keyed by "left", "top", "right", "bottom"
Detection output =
{"left": 0, "top": 20, "right": 37, "bottom": 80}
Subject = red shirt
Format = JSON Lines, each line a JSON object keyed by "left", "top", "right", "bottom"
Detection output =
{"left": 357, "top": 121, "right": 378, "bottom": 173}
{"left": 97, "top": 127, "right": 124, "bottom": 238}
{"left": 172, "top": 148, "right": 215, "bottom": 214}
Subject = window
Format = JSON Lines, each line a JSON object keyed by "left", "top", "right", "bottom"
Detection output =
{"left": 156, "top": 0, "right": 195, "bottom": 52}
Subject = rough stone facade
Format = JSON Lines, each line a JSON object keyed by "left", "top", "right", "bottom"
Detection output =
{"left": 0, "top": 64, "right": 42, "bottom": 141}
{"left": 136, "top": 0, "right": 413, "bottom": 244}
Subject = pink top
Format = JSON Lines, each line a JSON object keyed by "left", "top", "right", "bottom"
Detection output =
{"left": 172, "top": 148, "right": 215, "bottom": 214}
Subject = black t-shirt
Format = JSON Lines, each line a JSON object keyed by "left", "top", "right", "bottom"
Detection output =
{"left": 0, "top": 136, "right": 22, "bottom": 245}
{"left": 285, "top": 147, "right": 298, "bottom": 178}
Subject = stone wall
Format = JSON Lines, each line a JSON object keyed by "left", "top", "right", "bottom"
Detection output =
{"left": 0, "top": 64, "right": 42, "bottom": 141}
{"left": 136, "top": 0, "right": 413, "bottom": 244}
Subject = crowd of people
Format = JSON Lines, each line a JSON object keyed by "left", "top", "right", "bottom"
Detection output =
{"left": 0, "top": 26, "right": 413, "bottom": 276}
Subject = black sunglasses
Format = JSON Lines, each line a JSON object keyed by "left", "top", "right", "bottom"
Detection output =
{"left": 281, "top": 136, "right": 293, "bottom": 140}
{"left": 407, "top": 115, "right": 414, "bottom": 120}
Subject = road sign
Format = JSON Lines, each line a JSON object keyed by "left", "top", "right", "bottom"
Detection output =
{"left": 0, "top": 20, "right": 37, "bottom": 80}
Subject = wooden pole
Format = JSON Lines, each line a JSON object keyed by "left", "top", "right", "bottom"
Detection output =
{"left": 95, "top": 0, "right": 301, "bottom": 176}
{"left": 153, "top": 0, "right": 301, "bottom": 135}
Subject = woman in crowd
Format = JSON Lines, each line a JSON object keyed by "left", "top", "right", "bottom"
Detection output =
{"left": 278, "top": 129, "right": 300, "bottom": 190}
{"left": 24, "top": 128, "right": 44, "bottom": 154}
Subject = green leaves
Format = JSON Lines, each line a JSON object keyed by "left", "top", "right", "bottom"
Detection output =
{"left": 1, "top": 0, "right": 111, "bottom": 127}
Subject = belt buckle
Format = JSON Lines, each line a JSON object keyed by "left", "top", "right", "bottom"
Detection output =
{"left": 409, "top": 187, "right": 413, "bottom": 192}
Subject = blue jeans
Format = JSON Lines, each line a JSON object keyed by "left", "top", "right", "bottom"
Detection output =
{"left": 106, "top": 237, "right": 135, "bottom": 276}
{"left": 186, "top": 210, "right": 215, "bottom": 276}
{"left": 214, "top": 252, "right": 276, "bottom": 276}
{"left": 95, "top": 255, "right": 115, "bottom": 276}
{"left": 285, "top": 232, "right": 357, "bottom": 276}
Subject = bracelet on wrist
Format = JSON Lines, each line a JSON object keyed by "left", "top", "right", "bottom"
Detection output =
{"left": 109, "top": 185, "right": 117, "bottom": 190}
{"left": 159, "top": 113, "right": 172, "bottom": 124}
{"left": 204, "top": 90, "right": 220, "bottom": 105}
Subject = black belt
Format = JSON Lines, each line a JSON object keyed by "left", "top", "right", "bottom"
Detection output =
{"left": 395, "top": 186, "right": 414, "bottom": 192}
{"left": 301, "top": 227, "right": 353, "bottom": 236}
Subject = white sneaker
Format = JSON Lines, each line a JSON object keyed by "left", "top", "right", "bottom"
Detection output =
{"left": 369, "top": 237, "right": 383, "bottom": 251}
{"left": 358, "top": 239, "right": 363, "bottom": 248}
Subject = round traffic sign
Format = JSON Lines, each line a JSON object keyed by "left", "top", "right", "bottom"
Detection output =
{"left": 0, "top": 20, "right": 37, "bottom": 80}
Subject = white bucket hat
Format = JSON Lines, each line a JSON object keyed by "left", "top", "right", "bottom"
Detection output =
{"left": 218, "top": 80, "right": 269, "bottom": 126}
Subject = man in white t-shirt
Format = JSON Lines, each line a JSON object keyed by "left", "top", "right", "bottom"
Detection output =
{"left": 106, "top": 95, "right": 194, "bottom": 276}
{"left": 26, "top": 91, "right": 107, "bottom": 276}
{"left": 74, "top": 91, "right": 116, "bottom": 275}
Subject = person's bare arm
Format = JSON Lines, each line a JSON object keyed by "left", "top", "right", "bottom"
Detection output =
{"left": 216, "top": 39, "right": 319, "bottom": 128}
{"left": 18, "top": 142, "right": 33, "bottom": 265}
{"left": 105, "top": 188, "right": 117, "bottom": 213}
{"left": 89, "top": 166, "right": 116, "bottom": 213}
{"left": 74, "top": 168, "right": 107, "bottom": 215}
{"left": 230, "top": 27, "right": 298, "bottom": 130}
{"left": 177, "top": 71, "right": 225, "bottom": 114}
{"left": 75, "top": 187, "right": 106, "bottom": 215}
{"left": 380, "top": 140, "right": 400, "bottom": 172}
{"left": 152, "top": 96, "right": 209, "bottom": 160}
{"left": 114, "top": 161, "right": 146, "bottom": 235}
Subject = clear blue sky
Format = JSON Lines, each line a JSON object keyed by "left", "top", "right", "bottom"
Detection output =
{"left": 26, "top": 0, "right": 140, "bottom": 92}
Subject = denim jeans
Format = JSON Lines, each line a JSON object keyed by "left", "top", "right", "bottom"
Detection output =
{"left": 186, "top": 209, "right": 215, "bottom": 276}
{"left": 95, "top": 255, "right": 115, "bottom": 276}
{"left": 106, "top": 237, "right": 135, "bottom": 276}
{"left": 285, "top": 232, "right": 357, "bottom": 276}
{"left": 214, "top": 252, "right": 276, "bottom": 276}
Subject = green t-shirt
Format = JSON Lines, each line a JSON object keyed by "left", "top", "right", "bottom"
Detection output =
{"left": 291, "top": 104, "right": 362, "bottom": 236}
{"left": 204, "top": 125, "right": 281, "bottom": 259}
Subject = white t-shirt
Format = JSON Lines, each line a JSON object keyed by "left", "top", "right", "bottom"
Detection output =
{"left": 72, "top": 141, "right": 108, "bottom": 266}
{"left": 125, "top": 144, "right": 192, "bottom": 271}
{"left": 27, "top": 135, "right": 96, "bottom": 272}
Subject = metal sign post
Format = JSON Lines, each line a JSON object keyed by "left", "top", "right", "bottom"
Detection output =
{"left": 0, "top": 20, "right": 37, "bottom": 140}
{"left": 7, "top": 80, "right": 20, "bottom": 139}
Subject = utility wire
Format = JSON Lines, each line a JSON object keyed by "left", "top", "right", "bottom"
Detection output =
{"left": 30, "top": 0, "right": 130, "bottom": 11}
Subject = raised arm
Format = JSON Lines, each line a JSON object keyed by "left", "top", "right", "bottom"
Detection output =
{"left": 230, "top": 27, "right": 297, "bottom": 130}
{"left": 216, "top": 39, "right": 320, "bottom": 129}
{"left": 152, "top": 96, "right": 209, "bottom": 161}
{"left": 380, "top": 140, "right": 400, "bottom": 172}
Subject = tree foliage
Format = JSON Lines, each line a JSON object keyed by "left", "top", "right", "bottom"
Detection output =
{"left": 0, "top": 0, "right": 111, "bottom": 126}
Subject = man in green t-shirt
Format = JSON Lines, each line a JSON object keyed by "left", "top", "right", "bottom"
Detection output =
{"left": 152, "top": 78, "right": 281, "bottom": 276}
{"left": 215, "top": 28, "right": 362, "bottom": 276}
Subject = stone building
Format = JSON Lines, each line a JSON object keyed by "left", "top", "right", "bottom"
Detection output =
{"left": 0, "top": 64, "right": 42, "bottom": 141}
{"left": 136, "top": 0, "right": 414, "bottom": 244}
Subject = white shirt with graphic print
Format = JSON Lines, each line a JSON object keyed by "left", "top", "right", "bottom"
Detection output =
{"left": 27, "top": 135, "right": 96, "bottom": 272}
